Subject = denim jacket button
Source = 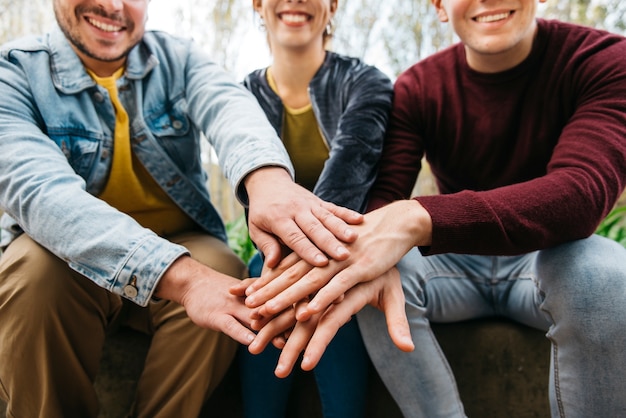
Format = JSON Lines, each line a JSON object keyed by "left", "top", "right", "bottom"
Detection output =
{"left": 93, "top": 92, "right": 105, "bottom": 103}
{"left": 123, "top": 284, "right": 138, "bottom": 298}
{"left": 124, "top": 275, "right": 139, "bottom": 298}
{"left": 172, "top": 120, "right": 183, "bottom": 130}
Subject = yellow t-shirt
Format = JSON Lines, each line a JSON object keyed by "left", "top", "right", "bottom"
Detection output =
{"left": 89, "top": 68, "right": 196, "bottom": 237}
{"left": 267, "top": 68, "right": 329, "bottom": 192}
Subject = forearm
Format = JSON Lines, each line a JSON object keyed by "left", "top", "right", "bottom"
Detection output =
{"left": 365, "top": 127, "right": 424, "bottom": 212}
{"left": 183, "top": 44, "right": 294, "bottom": 206}
{"left": 0, "top": 135, "right": 190, "bottom": 307}
{"left": 316, "top": 67, "right": 392, "bottom": 212}
{"left": 417, "top": 172, "right": 619, "bottom": 256}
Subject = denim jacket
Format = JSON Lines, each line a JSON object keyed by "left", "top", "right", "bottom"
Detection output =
{"left": 0, "top": 27, "right": 293, "bottom": 306}
{"left": 243, "top": 51, "right": 393, "bottom": 213}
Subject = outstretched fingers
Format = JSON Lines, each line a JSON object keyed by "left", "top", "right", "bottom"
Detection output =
{"left": 254, "top": 262, "right": 343, "bottom": 317}
{"left": 248, "top": 307, "right": 297, "bottom": 354}
{"left": 299, "top": 269, "right": 414, "bottom": 370}
{"left": 274, "top": 311, "right": 321, "bottom": 378}
{"left": 298, "top": 290, "right": 368, "bottom": 371}
{"left": 229, "top": 277, "right": 256, "bottom": 297}
{"left": 244, "top": 252, "right": 309, "bottom": 299}
{"left": 315, "top": 201, "right": 363, "bottom": 244}
{"left": 245, "top": 259, "right": 315, "bottom": 309}
{"left": 305, "top": 263, "right": 369, "bottom": 315}
{"left": 249, "top": 209, "right": 348, "bottom": 270}
{"left": 213, "top": 314, "right": 257, "bottom": 346}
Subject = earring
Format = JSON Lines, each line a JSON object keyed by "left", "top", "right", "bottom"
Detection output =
{"left": 325, "top": 18, "right": 334, "bottom": 36}
{"left": 258, "top": 17, "right": 266, "bottom": 31}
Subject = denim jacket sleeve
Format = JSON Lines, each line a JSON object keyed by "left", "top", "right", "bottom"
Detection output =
{"left": 0, "top": 31, "right": 292, "bottom": 306}
{"left": 168, "top": 35, "right": 293, "bottom": 203}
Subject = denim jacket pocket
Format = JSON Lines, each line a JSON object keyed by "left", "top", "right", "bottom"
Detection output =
{"left": 145, "top": 99, "right": 196, "bottom": 168}
{"left": 47, "top": 133, "right": 102, "bottom": 181}
{"left": 146, "top": 99, "right": 190, "bottom": 137}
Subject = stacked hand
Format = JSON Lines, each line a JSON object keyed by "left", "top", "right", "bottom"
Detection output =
{"left": 231, "top": 199, "right": 432, "bottom": 375}
{"left": 231, "top": 263, "right": 413, "bottom": 377}
{"left": 157, "top": 167, "right": 365, "bottom": 344}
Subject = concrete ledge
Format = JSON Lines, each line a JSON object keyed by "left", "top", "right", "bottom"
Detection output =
{"left": 435, "top": 319, "right": 550, "bottom": 417}
{"left": 0, "top": 318, "right": 549, "bottom": 418}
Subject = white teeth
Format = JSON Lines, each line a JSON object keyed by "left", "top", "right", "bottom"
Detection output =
{"left": 475, "top": 12, "right": 511, "bottom": 23}
{"left": 281, "top": 13, "right": 308, "bottom": 24}
{"left": 88, "top": 17, "right": 122, "bottom": 32}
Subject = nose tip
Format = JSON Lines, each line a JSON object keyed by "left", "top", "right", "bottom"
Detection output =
{"left": 95, "top": 0, "right": 125, "bottom": 11}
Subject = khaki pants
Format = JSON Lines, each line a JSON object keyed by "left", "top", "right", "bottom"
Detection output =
{"left": 0, "top": 232, "right": 246, "bottom": 418}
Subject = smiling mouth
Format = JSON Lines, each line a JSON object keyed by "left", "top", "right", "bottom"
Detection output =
{"left": 474, "top": 11, "right": 513, "bottom": 23}
{"left": 279, "top": 13, "right": 310, "bottom": 24}
{"left": 87, "top": 17, "right": 123, "bottom": 32}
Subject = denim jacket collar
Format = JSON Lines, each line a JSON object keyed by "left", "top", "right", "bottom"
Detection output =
{"left": 49, "top": 25, "right": 158, "bottom": 95}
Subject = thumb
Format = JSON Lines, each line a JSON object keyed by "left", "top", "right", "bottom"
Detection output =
{"left": 248, "top": 227, "right": 281, "bottom": 268}
{"left": 382, "top": 282, "right": 414, "bottom": 352}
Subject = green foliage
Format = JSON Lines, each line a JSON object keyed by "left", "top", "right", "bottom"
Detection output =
{"left": 225, "top": 214, "right": 257, "bottom": 264}
{"left": 596, "top": 206, "right": 626, "bottom": 248}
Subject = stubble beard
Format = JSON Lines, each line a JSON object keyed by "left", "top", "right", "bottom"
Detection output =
{"left": 54, "top": 4, "right": 139, "bottom": 63}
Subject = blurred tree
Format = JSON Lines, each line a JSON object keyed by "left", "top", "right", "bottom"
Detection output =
{"left": 0, "top": 0, "right": 54, "bottom": 44}
{"left": 169, "top": 0, "right": 248, "bottom": 74}
{"left": 540, "top": 0, "right": 626, "bottom": 32}
{"left": 332, "top": 0, "right": 385, "bottom": 60}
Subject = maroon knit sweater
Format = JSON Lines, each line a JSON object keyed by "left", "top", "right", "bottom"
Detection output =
{"left": 368, "top": 19, "right": 626, "bottom": 255}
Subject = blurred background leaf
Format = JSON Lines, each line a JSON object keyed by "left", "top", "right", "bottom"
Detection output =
{"left": 596, "top": 206, "right": 626, "bottom": 248}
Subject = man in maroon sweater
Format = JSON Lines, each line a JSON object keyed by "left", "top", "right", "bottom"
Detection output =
{"left": 242, "top": 1, "right": 626, "bottom": 416}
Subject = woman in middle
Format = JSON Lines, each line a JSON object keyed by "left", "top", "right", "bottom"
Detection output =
{"left": 237, "top": 0, "right": 394, "bottom": 416}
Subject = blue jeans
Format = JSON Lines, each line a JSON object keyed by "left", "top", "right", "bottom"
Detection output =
{"left": 358, "top": 235, "right": 626, "bottom": 418}
{"left": 238, "top": 252, "right": 370, "bottom": 418}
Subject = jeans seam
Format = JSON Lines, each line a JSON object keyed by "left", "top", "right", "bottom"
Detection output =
{"left": 552, "top": 341, "right": 566, "bottom": 418}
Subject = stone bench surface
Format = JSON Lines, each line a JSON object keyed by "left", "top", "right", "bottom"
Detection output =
{"left": 0, "top": 318, "right": 550, "bottom": 418}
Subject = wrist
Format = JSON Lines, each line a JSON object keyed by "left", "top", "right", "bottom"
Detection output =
{"left": 244, "top": 166, "right": 292, "bottom": 194}
{"left": 154, "top": 255, "right": 193, "bottom": 304}
{"left": 394, "top": 199, "right": 433, "bottom": 247}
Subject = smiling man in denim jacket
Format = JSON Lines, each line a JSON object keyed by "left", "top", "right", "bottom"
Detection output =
{"left": 0, "top": 0, "right": 364, "bottom": 416}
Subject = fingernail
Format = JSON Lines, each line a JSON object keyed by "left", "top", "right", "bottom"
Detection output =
{"left": 314, "top": 254, "right": 327, "bottom": 264}
{"left": 336, "top": 246, "right": 349, "bottom": 257}
{"left": 245, "top": 296, "right": 256, "bottom": 307}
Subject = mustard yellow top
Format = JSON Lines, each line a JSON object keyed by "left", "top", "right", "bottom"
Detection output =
{"left": 267, "top": 68, "right": 329, "bottom": 192}
{"left": 89, "top": 68, "right": 196, "bottom": 237}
